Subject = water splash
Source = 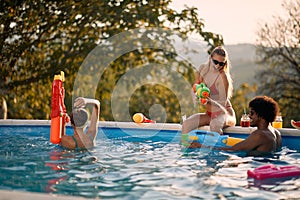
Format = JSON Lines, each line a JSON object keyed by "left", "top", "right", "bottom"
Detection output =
{"left": 207, "top": 97, "right": 227, "bottom": 113}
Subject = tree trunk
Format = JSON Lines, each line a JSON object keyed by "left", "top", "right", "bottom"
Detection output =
{"left": 0, "top": 97, "right": 7, "bottom": 119}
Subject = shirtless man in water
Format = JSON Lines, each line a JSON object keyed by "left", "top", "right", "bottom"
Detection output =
{"left": 220, "top": 96, "right": 282, "bottom": 155}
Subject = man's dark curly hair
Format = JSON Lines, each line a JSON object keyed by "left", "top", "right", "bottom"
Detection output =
{"left": 249, "top": 96, "right": 279, "bottom": 123}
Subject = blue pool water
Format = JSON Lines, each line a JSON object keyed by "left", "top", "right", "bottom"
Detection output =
{"left": 1, "top": 125, "right": 300, "bottom": 199}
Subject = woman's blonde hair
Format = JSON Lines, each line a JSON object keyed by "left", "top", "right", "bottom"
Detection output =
{"left": 206, "top": 46, "right": 234, "bottom": 98}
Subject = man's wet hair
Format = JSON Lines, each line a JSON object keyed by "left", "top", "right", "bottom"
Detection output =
{"left": 249, "top": 96, "right": 279, "bottom": 123}
{"left": 70, "top": 108, "right": 89, "bottom": 128}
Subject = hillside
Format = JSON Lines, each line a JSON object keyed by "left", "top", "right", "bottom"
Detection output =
{"left": 225, "top": 44, "right": 259, "bottom": 88}
{"left": 183, "top": 42, "right": 259, "bottom": 88}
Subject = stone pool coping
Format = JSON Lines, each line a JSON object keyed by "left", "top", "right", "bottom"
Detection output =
{"left": 0, "top": 189, "right": 86, "bottom": 200}
{"left": 0, "top": 119, "right": 299, "bottom": 136}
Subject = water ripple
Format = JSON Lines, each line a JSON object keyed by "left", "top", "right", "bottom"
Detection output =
{"left": 1, "top": 129, "right": 300, "bottom": 199}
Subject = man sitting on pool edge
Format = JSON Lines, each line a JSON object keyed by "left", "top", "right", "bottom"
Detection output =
{"left": 61, "top": 97, "right": 100, "bottom": 150}
{"left": 218, "top": 96, "right": 282, "bottom": 156}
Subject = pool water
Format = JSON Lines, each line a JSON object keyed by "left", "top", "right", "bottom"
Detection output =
{"left": 1, "top": 125, "right": 300, "bottom": 199}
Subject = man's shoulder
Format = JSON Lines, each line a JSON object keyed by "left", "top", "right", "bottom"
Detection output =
{"left": 250, "top": 129, "right": 271, "bottom": 138}
{"left": 251, "top": 129, "right": 264, "bottom": 135}
{"left": 252, "top": 128, "right": 280, "bottom": 139}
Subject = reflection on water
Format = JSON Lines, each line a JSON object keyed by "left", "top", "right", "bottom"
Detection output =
{"left": 0, "top": 129, "right": 300, "bottom": 199}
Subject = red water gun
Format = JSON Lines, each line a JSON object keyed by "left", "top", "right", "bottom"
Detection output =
{"left": 50, "top": 71, "right": 69, "bottom": 144}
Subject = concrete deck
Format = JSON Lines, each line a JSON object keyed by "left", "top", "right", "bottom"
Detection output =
{"left": 0, "top": 190, "right": 86, "bottom": 200}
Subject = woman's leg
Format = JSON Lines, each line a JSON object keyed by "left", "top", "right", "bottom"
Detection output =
{"left": 182, "top": 113, "right": 211, "bottom": 134}
{"left": 210, "top": 114, "right": 226, "bottom": 134}
{"left": 225, "top": 106, "right": 236, "bottom": 127}
{"left": 210, "top": 108, "right": 236, "bottom": 134}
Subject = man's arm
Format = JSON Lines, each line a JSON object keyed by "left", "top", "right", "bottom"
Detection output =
{"left": 87, "top": 98, "right": 100, "bottom": 133}
{"left": 81, "top": 98, "right": 100, "bottom": 142}
{"left": 218, "top": 131, "right": 264, "bottom": 152}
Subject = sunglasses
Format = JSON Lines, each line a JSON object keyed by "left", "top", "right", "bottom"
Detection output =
{"left": 249, "top": 110, "right": 256, "bottom": 116}
{"left": 212, "top": 59, "right": 227, "bottom": 67}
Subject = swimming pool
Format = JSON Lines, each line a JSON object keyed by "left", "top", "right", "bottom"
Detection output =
{"left": 1, "top": 120, "right": 300, "bottom": 199}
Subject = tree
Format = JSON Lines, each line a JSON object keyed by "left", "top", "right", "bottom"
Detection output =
{"left": 1, "top": 0, "right": 223, "bottom": 120}
{"left": 255, "top": 0, "right": 300, "bottom": 127}
{"left": 231, "top": 83, "right": 257, "bottom": 125}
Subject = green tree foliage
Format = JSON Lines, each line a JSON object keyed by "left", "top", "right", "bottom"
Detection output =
{"left": 1, "top": 0, "right": 223, "bottom": 120}
{"left": 231, "top": 83, "right": 257, "bottom": 125}
{"left": 255, "top": 0, "right": 300, "bottom": 127}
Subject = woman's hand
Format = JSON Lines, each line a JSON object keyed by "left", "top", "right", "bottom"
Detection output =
{"left": 74, "top": 97, "right": 87, "bottom": 108}
{"left": 74, "top": 97, "right": 100, "bottom": 108}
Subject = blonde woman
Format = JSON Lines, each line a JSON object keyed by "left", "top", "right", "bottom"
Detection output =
{"left": 182, "top": 46, "right": 236, "bottom": 140}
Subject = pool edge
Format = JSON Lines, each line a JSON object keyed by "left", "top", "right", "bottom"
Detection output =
{"left": 0, "top": 119, "right": 299, "bottom": 137}
{"left": 0, "top": 189, "right": 86, "bottom": 200}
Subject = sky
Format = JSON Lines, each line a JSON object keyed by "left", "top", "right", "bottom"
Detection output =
{"left": 170, "top": 0, "right": 287, "bottom": 45}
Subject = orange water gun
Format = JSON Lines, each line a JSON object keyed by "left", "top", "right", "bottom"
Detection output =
{"left": 50, "top": 71, "right": 70, "bottom": 144}
{"left": 192, "top": 83, "right": 210, "bottom": 105}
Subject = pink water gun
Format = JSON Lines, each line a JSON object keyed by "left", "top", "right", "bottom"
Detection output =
{"left": 247, "top": 164, "right": 300, "bottom": 180}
